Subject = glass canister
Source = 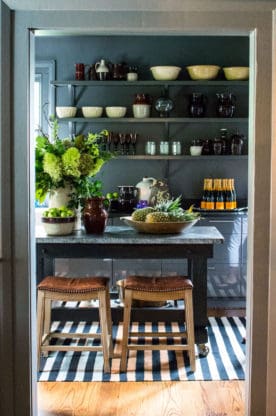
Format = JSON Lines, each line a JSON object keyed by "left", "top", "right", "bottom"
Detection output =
{"left": 145, "top": 141, "right": 156, "bottom": 155}
{"left": 171, "top": 141, "right": 182, "bottom": 155}
{"left": 159, "top": 141, "right": 169, "bottom": 155}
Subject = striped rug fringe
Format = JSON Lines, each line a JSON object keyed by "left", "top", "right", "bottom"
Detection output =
{"left": 38, "top": 317, "right": 246, "bottom": 382}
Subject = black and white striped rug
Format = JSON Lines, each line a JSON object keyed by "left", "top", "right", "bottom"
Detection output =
{"left": 38, "top": 317, "right": 246, "bottom": 382}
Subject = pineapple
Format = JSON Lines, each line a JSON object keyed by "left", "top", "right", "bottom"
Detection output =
{"left": 145, "top": 212, "right": 171, "bottom": 223}
{"left": 154, "top": 196, "right": 183, "bottom": 213}
{"left": 131, "top": 207, "right": 155, "bottom": 222}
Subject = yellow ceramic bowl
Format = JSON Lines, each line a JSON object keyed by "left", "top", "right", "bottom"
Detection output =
{"left": 186, "top": 65, "right": 220, "bottom": 80}
{"left": 150, "top": 66, "right": 182, "bottom": 81}
{"left": 223, "top": 66, "right": 249, "bottom": 81}
{"left": 81, "top": 106, "right": 103, "bottom": 118}
{"left": 105, "top": 106, "right": 127, "bottom": 118}
{"left": 56, "top": 106, "right": 77, "bottom": 118}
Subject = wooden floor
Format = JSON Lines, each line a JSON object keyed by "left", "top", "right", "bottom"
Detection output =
{"left": 37, "top": 380, "right": 245, "bottom": 416}
{"left": 37, "top": 308, "right": 246, "bottom": 416}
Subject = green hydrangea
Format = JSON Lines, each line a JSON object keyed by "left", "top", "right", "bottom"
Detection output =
{"left": 89, "top": 143, "right": 100, "bottom": 157}
{"left": 62, "top": 147, "right": 81, "bottom": 178}
{"left": 90, "top": 158, "right": 105, "bottom": 176}
{"left": 43, "top": 152, "right": 62, "bottom": 183}
{"left": 79, "top": 153, "right": 94, "bottom": 176}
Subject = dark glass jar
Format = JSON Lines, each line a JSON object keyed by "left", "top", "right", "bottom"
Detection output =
{"left": 202, "top": 139, "right": 213, "bottom": 155}
{"left": 117, "top": 185, "right": 138, "bottom": 212}
{"left": 213, "top": 137, "right": 223, "bottom": 155}
{"left": 134, "top": 93, "right": 151, "bottom": 104}
{"left": 189, "top": 93, "right": 207, "bottom": 117}
{"left": 231, "top": 131, "right": 244, "bottom": 155}
{"left": 219, "top": 128, "right": 229, "bottom": 155}
{"left": 216, "top": 93, "right": 236, "bottom": 118}
{"left": 83, "top": 197, "right": 108, "bottom": 234}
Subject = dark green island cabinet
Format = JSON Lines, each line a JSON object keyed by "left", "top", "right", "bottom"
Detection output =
{"left": 36, "top": 34, "right": 249, "bottom": 307}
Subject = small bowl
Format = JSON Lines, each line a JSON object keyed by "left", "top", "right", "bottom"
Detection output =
{"left": 150, "top": 66, "right": 181, "bottom": 81}
{"left": 41, "top": 216, "right": 75, "bottom": 236}
{"left": 190, "top": 145, "right": 203, "bottom": 156}
{"left": 105, "top": 106, "right": 127, "bottom": 118}
{"left": 186, "top": 65, "right": 220, "bottom": 80}
{"left": 81, "top": 106, "right": 103, "bottom": 118}
{"left": 56, "top": 106, "right": 77, "bottom": 118}
{"left": 223, "top": 66, "right": 249, "bottom": 81}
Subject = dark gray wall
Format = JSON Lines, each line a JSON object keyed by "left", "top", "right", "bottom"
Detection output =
{"left": 35, "top": 34, "right": 249, "bottom": 202}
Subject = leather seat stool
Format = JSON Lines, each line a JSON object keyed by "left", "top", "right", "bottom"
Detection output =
{"left": 37, "top": 276, "right": 113, "bottom": 373}
{"left": 118, "top": 275, "right": 196, "bottom": 372}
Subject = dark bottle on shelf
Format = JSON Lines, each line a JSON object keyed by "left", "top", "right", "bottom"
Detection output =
{"left": 215, "top": 178, "right": 225, "bottom": 210}
{"left": 220, "top": 128, "right": 229, "bottom": 155}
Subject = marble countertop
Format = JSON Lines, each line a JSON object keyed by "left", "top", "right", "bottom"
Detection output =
{"left": 36, "top": 225, "right": 224, "bottom": 245}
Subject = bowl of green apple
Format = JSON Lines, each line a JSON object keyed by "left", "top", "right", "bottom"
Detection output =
{"left": 41, "top": 206, "right": 76, "bottom": 236}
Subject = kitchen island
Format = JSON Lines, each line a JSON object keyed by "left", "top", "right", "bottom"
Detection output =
{"left": 36, "top": 225, "right": 224, "bottom": 350}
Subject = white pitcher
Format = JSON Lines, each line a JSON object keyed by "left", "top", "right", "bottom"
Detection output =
{"left": 135, "top": 177, "right": 157, "bottom": 203}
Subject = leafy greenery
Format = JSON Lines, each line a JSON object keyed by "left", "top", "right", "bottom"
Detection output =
{"left": 35, "top": 117, "right": 113, "bottom": 208}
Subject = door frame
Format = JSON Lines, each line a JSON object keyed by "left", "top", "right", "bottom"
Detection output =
{"left": 1, "top": 5, "right": 275, "bottom": 415}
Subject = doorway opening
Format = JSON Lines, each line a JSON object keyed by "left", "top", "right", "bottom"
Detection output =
{"left": 33, "top": 31, "right": 250, "bottom": 413}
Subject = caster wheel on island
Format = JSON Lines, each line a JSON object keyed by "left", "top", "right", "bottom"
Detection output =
{"left": 197, "top": 343, "right": 210, "bottom": 357}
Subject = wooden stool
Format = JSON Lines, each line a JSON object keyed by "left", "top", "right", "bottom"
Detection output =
{"left": 119, "top": 275, "right": 196, "bottom": 372}
{"left": 37, "top": 276, "right": 113, "bottom": 373}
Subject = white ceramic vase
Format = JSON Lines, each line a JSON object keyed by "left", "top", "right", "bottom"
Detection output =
{"left": 48, "top": 184, "right": 74, "bottom": 208}
{"left": 48, "top": 184, "right": 82, "bottom": 230}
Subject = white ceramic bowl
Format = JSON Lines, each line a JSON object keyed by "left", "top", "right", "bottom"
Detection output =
{"left": 223, "top": 66, "right": 249, "bottom": 81}
{"left": 56, "top": 106, "right": 77, "bottom": 118}
{"left": 190, "top": 145, "right": 203, "bottom": 156}
{"left": 150, "top": 66, "right": 181, "bottom": 81}
{"left": 81, "top": 106, "right": 103, "bottom": 118}
{"left": 132, "top": 104, "right": 151, "bottom": 118}
{"left": 41, "top": 217, "right": 75, "bottom": 236}
{"left": 186, "top": 65, "right": 220, "bottom": 80}
{"left": 105, "top": 106, "right": 127, "bottom": 118}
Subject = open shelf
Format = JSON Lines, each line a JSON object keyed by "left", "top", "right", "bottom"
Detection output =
{"left": 112, "top": 155, "right": 248, "bottom": 160}
{"left": 58, "top": 117, "right": 248, "bottom": 124}
{"left": 52, "top": 80, "right": 249, "bottom": 87}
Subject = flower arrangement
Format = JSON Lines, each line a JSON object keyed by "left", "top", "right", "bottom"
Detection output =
{"left": 35, "top": 117, "right": 113, "bottom": 208}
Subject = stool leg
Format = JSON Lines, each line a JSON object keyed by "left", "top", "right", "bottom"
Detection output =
{"left": 120, "top": 288, "right": 132, "bottom": 372}
{"left": 98, "top": 291, "right": 111, "bottom": 373}
{"left": 184, "top": 291, "right": 196, "bottom": 372}
{"left": 42, "top": 298, "right": 52, "bottom": 355}
{"left": 37, "top": 290, "right": 45, "bottom": 370}
{"left": 105, "top": 286, "right": 113, "bottom": 358}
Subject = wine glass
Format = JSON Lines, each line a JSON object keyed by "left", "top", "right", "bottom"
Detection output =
{"left": 112, "top": 133, "right": 119, "bottom": 153}
{"left": 119, "top": 133, "right": 126, "bottom": 155}
{"left": 130, "top": 132, "right": 138, "bottom": 155}
{"left": 107, "top": 131, "right": 112, "bottom": 151}
{"left": 125, "top": 133, "right": 131, "bottom": 155}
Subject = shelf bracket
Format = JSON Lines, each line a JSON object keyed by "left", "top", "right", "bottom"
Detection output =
{"left": 165, "top": 121, "right": 169, "bottom": 138}
{"left": 69, "top": 121, "right": 76, "bottom": 138}
{"left": 67, "top": 84, "right": 75, "bottom": 106}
